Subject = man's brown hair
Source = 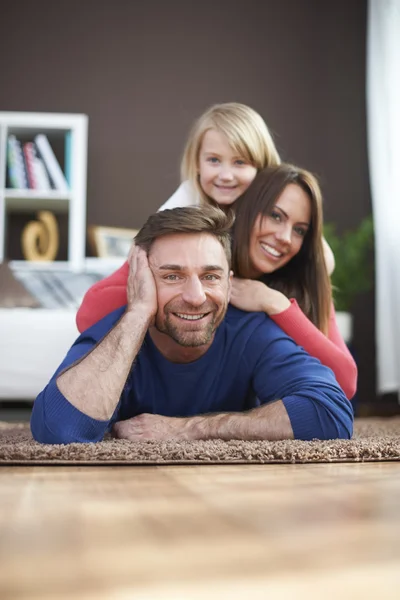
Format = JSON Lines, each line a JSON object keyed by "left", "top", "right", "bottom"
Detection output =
{"left": 135, "top": 206, "right": 234, "bottom": 266}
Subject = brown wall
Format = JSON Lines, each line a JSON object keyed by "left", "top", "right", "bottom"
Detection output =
{"left": 1, "top": 0, "right": 375, "bottom": 406}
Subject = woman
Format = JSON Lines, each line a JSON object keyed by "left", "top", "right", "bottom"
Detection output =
{"left": 229, "top": 164, "right": 357, "bottom": 399}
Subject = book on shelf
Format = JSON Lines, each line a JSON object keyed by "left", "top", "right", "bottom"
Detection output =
{"left": 6, "top": 134, "right": 67, "bottom": 193}
{"left": 23, "top": 142, "right": 52, "bottom": 190}
{"left": 7, "top": 135, "right": 29, "bottom": 189}
{"left": 22, "top": 142, "right": 38, "bottom": 189}
{"left": 34, "top": 134, "right": 69, "bottom": 192}
{"left": 6, "top": 136, "right": 18, "bottom": 188}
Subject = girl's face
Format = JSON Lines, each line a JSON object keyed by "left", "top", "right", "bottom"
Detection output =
{"left": 248, "top": 183, "right": 311, "bottom": 276}
{"left": 198, "top": 129, "right": 257, "bottom": 206}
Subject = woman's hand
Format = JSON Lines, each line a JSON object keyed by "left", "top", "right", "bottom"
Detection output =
{"left": 230, "top": 277, "right": 291, "bottom": 315}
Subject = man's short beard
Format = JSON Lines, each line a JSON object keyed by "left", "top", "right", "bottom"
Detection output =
{"left": 155, "top": 315, "right": 217, "bottom": 347}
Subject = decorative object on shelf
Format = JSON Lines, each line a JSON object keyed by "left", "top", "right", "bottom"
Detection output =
{"left": 21, "top": 210, "right": 59, "bottom": 261}
{"left": 89, "top": 225, "right": 138, "bottom": 258}
{"left": 324, "top": 215, "right": 374, "bottom": 343}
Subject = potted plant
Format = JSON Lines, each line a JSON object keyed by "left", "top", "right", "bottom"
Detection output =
{"left": 323, "top": 216, "right": 374, "bottom": 344}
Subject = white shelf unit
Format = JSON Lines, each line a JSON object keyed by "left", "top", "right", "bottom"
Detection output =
{"left": 0, "top": 112, "right": 88, "bottom": 270}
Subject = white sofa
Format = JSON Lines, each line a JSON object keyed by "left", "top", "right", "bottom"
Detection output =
{"left": 0, "top": 308, "right": 79, "bottom": 400}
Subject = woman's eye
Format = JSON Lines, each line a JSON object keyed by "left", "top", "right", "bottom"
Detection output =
{"left": 207, "top": 157, "right": 219, "bottom": 164}
{"left": 235, "top": 159, "right": 246, "bottom": 166}
{"left": 294, "top": 227, "right": 307, "bottom": 237}
{"left": 270, "top": 211, "right": 281, "bottom": 222}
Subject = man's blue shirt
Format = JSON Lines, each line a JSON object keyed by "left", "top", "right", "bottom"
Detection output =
{"left": 31, "top": 305, "right": 354, "bottom": 444}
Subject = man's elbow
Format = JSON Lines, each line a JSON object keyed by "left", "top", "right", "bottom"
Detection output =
{"left": 331, "top": 416, "right": 353, "bottom": 440}
{"left": 30, "top": 414, "right": 69, "bottom": 445}
{"left": 319, "top": 405, "right": 354, "bottom": 441}
{"left": 30, "top": 395, "right": 106, "bottom": 445}
{"left": 31, "top": 417, "right": 105, "bottom": 445}
{"left": 30, "top": 412, "right": 78, "bottom": 445}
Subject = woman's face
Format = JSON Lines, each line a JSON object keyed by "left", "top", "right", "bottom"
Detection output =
{"left": 248, "top": 183, "right": 312, "bottom": 276}
{"left": 198, "top": 129, "right": 257, "bottom": 206}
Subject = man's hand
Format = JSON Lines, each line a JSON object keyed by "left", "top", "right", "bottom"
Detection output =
{"left": 230, "top": 277, "right": 290, "bottom": 315}
{"left": 112, "top": 401, "right": 293, "bottom": 442}
{"left": 126, "top": 244, "right": 158, "bottom": 321}
{"left": 112, "top": 413, "right": 191, "bottom": 441}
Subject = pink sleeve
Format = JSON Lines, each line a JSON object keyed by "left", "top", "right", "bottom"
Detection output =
{"left": 76, "top": 261, "right": 129, "bottom": 333}
{"left": 270, "top": 299, "right": 357, "bottom": 400}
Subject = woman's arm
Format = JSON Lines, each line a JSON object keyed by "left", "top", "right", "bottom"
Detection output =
{"left": 76, "top": 261, "right": 129, "bottom": 332}
{"left": 230, "top": 278, "right": 357, "bottom": 400}
{"left": 269, "top": 300, "right": 357, "bottom": 399}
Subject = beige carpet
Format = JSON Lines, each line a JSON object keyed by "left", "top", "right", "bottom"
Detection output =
{"left": 0, "top": 418, "right": 399, "bottom": 465}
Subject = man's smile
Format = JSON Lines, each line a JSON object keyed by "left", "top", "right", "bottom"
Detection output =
{"left": 174, "top": 312, "right": 210, "bottom": 321}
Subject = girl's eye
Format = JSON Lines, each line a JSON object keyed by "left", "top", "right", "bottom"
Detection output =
{"left": 235, "top": 159, "right": 246, "bottom": 166}
{"left": 207, "top": 157, "right": 219, "bottom": 164}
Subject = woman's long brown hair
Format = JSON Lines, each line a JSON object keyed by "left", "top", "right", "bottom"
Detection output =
{"left": 231, "top": 164, "right": 332, "bottom": 335}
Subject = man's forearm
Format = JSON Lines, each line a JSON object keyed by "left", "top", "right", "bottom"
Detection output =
{"left": 57, "top": 307, "right": 151, "bottom": 420}
{"left": 188, "top": 400, "right": 294, "bottom": 441}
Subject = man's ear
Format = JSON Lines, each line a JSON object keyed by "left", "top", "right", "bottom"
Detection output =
{"left": 227, "top": 270, "right": 233, "bottom": 302}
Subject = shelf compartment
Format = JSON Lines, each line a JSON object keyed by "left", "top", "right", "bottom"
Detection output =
{"left": 4, "top": 191, "right": 70, "bottom": 214}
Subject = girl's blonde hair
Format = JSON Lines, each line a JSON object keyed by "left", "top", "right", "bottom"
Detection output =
{"left": 181, "top": 102, "right": 281, "bottom": 205}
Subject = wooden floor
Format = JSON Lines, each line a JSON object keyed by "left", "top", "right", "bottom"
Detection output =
{"left": 1, "top": 462, "right": 400, "bottom": 599}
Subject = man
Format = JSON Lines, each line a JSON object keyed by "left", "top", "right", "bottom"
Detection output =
{"left": 31, "top": 206, "right": 353, "bottom": 444}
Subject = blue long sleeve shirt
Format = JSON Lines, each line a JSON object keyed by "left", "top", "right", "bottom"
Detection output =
{"left": 31, "top": 305, "right": 354, "bottom": 444}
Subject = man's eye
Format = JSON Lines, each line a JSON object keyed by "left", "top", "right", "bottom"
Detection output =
{"left": 164, "top": 274, "right": 180, "bottom": 281}
{"left": 203, "top": 274, "right": 219, "bottom": 281}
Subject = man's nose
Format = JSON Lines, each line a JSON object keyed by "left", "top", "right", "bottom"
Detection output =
{"left": 182, "top": 277, "right": 207, "bottom": 306}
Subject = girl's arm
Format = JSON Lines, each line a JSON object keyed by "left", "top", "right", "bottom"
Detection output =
{"left": 77, "top": 182, "right": 197, "bottom": 332}
{"left": 230, "top": 278, "right": 357, "bottom": 400}
{"left": 76, "top": 261, "right": 129, "bottom": 332}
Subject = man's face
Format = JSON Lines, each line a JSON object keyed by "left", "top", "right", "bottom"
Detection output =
{"left": 149, "top": 232, "right": 231, "bottom": 348}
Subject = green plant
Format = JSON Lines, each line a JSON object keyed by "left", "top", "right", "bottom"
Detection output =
{"left": 323, "top": 215, "right": 374, "bottom": 313}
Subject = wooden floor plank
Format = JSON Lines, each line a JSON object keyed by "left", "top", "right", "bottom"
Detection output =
{"left": 0, "top": 463, "right": 399, "bottom": 599}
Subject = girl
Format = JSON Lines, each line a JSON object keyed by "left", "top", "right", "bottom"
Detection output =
{"left": 77, "top": 102, "right": 334, "bottom": 330}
